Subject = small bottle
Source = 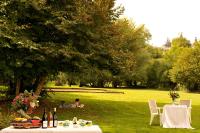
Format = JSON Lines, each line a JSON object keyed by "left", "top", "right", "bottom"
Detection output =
{"left": 73, "top": 117, "right": 77, "bottom": 124}
{"left": 48, "top": 109, "right": 53, "bottom": 128}
{"left": 53, "top": 108, "right": 58, "bottom": 128}
{"left": 42, "top": 108, "right": 48, "bottom": 128}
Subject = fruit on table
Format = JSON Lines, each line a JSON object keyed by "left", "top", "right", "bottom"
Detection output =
{"left": 14, "top": 118, "right": 27, "bottom": 122}
{"left": 33, "top": 116, "right": 41, "bottom": 120}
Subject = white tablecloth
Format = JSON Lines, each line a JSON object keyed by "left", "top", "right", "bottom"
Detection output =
{"left": 162, "top": 104, "right": 192, "bottom": 128}
{"left": 0, "top": 125, "right": 102, "bottom": 133}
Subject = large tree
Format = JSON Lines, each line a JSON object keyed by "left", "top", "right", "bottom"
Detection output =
{"left": 65, "top": 19, "right": 151, "bottom": 88}
{"left": 145, "top": 46, "right": 172, "bottom": 88}
{"left": 164, "top": 34, "right": 191, "bottom": 65}
{"left": 169, "top": 44, "right": 200, "bottom": 91}
{"left": 0, "top": 0, "right": 123, "bottom": 95}
{"left": 158, "top": 34, "right": 192, "bottom": 89}
{"left": 107, "top": 19, "right": 151, "bottom": 87}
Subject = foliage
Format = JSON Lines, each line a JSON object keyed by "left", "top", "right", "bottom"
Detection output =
{"left": 147, "top": 45, "right": 164, "bottom": 59}
{"left": 146, "top": 59, "right": 167, "bottom": 88}
{"left": 169, "top": 45, "right": 200, "bottom": 91}
{"left": 56, "top": 18, "right": 152, "bottom": 88}
{"left": 0, "top": 0, "right": 123, "bottom": 95}
{"left": 169, "top": 89, "right": 180, "bottom": 101}
{"left": 55, "top": 72, "right": 68, "bottom": 86}
{"left": 161, "top": 34, "right": 192, "bottom": 90}
{"left": 0, "top": 111, "right": 15, "bottom": 129}
{"left": 163, "top": 38, "right": 171, "bottom": 48}
{"left": 193, "top": 38, "right": 200, "bottom": 47}
{"left": 164, "top": 34, "right": 191, "bottom": 66}
{"left": 0, "top": 0, "right": 199, "bottom": 92}
{"left": 145, "top": 46, "right": 172, "bottom": 89}
{"left": 107, "top": 19, "right": 151, "bottom": 87}
{"left": 171, "top": 33, "right": 191, "bottom": 48}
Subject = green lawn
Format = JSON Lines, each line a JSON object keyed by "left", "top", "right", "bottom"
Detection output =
{"left": 46, "top": 89, "right": 200, "bottom": 133}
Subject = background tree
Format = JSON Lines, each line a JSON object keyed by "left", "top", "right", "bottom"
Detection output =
{"left": 165, "top": 34, "right": 191, "bottom": 64}
{"left": 169, "top": 44, "right": 200, "bottom": 91}
{"left": 145, "top": 46, "right": 170, "bottom": 88}
{"left": 193, "top": 37, "right": 200, "bottom": 47}
{"left": 158, "top": 34, "right": 192, "bottom": 89}
{"left": 163, "top": 38, "right": 171, "bottom": 48}
{"left": 107, "top": 19, "right": 151, "bottom": 87}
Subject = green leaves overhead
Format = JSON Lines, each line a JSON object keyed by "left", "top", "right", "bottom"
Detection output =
{"left": 0, "top": 0, "right": 123, "bottom": 93}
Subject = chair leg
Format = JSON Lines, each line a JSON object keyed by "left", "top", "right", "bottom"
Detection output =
{"left": 189, "top": 109, "right": 192, "bottom": 124}
{"left": 159, "top": 114, "right": 162, "bottom": 126}
{"left": 150, "top": 115, "right": 154, "bottom": 125}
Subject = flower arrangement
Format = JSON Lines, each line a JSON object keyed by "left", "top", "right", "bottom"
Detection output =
{"left": 169, "top": 89, "right": 180, "bottom": 102}
{"left": 12, "top": 90, "right": 39, "bottom": 119}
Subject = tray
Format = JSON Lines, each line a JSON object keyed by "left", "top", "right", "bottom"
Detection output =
{"left": 11, "top": 122, "right": 42, "bottom": 129}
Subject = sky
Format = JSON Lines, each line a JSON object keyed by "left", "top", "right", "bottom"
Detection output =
{"left": 116, "top": 0, "right": 200, "bottom": 47}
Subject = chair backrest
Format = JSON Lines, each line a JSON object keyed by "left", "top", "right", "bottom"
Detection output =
{"left": 148, "top": 100, "right": 158, "bottom": 114}
{"left": 180, "top": 100, "right": 192, "bottom": 107}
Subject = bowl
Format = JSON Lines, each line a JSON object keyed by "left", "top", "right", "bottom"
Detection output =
{"left": 31, "top": 120, "right": 41, "bottom": 126}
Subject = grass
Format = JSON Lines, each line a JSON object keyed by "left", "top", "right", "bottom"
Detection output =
{"left": 1, "top": 88, "right": 200, "bottom": 133}
{"left": 0, "top": 86, "right": 8, "bottom": 91}
{"left": 43, "top": 89, "right": 200, "bottom": 133}
{"left": 0, "top": 86, "right": 8, "bottom": 100}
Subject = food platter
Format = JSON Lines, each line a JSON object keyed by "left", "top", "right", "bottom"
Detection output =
{"left": 11, "top": 122, "right": 41, "bottom": 129}
{"left": 11, "top": 118, "right": 41, "bottom": 129}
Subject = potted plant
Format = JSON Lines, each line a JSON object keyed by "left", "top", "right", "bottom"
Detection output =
{"left": 11, "top": 90, "right": 39, "bottom": 119}
{"left": 169, "top": 89, "right": 180, "bottom": 104}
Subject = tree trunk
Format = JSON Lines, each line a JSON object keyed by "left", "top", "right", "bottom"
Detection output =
{"left": 8, "top": 80, "right": 15, "bottom": 96}
{"left": 35, "top": 76, "right": 47, "bottom": 96}
{"left": 15, "top": 79, "right": 21, "bottom": 96}
{"left": 79, "top": 81, "right": 86, "bottom": 87}
{"left": 134, "top": 81, "right": 137, "bottom": 87}
{"left": 126, "top": 80, "right": 133, "bottom": 87}
{"left": 97, "top": 80, "right": 104, "bottom": 88}
{"left": 112, "top": 81, "right": 119, "bottom": 88}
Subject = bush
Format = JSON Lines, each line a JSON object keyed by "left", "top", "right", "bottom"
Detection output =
{"left": 0, "top": 109, "right": 15, "bottom": 129}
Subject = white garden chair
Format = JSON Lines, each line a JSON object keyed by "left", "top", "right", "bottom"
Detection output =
{"left": 148, "top": 100, "right": 162, "bottom": 126}
{"left": 180, "top": 99, "right": 192, "bottom": 123}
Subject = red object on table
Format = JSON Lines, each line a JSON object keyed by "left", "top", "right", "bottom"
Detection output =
{"left": 31, "top": 120, "right": 41, "bottom": 126}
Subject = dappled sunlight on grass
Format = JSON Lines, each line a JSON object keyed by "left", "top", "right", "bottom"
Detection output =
{"left": 47, "top": 89, "right": 200, "bottom": 133}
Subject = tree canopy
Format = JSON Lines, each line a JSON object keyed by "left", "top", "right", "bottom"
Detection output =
{"left": 169, "top": 44, "right": 200, "bottom": 91}
{"left": 1, "top": 0, "right": 200, "bottom": 96}
{"left": 0, "top": 0, "right": 123, "bottom": 95}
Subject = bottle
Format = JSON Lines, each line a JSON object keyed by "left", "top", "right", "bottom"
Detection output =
{"left": 73, "top": 117, "right": 77, "bottom": 124}
{"left": 48, "top": 109, "right": 53, "bottom": 128}
{"left": 42, "top": 108, "right": 48, "bottom": 129}
{"left": 53, "top": 108, "right": 58, "bottom": 128}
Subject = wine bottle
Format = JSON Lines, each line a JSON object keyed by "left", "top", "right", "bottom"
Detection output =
{"left": 42, "top": 108, "right": 48, "bottom": 129}
{"left": 53, "top": 108, "right": 58, "bottom": 128}
{"left": 48, "top": 109, "right": 53, "bottom": 128}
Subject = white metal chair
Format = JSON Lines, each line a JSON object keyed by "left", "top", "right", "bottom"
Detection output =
{"left": 180, "top": 99, "right": 192, "bottom": 123}
{"left": 148, "top": 100, "right": 162, "bottom": 126}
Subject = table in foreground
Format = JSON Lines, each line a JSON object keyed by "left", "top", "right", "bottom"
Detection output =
{"left": 0, "top": 125, "right": 102, "bottom": 133}
{"left": 161, "top": 104, "right": 192, "bottom": 128}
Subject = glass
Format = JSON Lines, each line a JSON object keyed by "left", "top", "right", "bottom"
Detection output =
{"left": 73, "top": 117, "right": 77, "bottom": 124}
{"left": 63, "top": 120, "right": 70, "bottom": 127}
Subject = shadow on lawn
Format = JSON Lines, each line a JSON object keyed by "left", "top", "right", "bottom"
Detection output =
{"left": 1, "top": 92, "right": 200, "bottom": 133}
{"left": 48, "top": 93, "right": 200, "bottom": 133}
